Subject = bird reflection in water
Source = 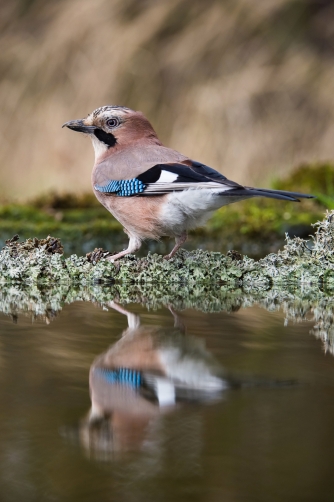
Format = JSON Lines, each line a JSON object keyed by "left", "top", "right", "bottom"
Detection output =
{"left": 79, "top": 303, "right": 226, "bottom": 459}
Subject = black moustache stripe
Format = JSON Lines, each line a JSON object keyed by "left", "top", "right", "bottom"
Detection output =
{"left": 94, "top": 129, "right": 117, "bottom": 147}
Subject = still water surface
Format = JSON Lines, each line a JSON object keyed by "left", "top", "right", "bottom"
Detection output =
{"left": 1, "top": 294, "right": 334, "bottom": 501}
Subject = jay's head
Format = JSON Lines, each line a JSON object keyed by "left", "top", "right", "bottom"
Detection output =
{"left": 62, "top": 105, "right": 160, "bottom": 160}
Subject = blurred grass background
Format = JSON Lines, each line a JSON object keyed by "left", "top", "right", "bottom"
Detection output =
{"left": 1, "top": 0, "right": 334, "bottom": 255}
{"left": 1, "top": 0, "right": 334, "bottom": 199}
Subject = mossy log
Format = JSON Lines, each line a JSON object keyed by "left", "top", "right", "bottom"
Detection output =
{"left": 1, "top": 212, "right": 334, "bottom": 288}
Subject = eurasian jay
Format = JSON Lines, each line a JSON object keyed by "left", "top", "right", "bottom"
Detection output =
{"left": 63, "top": 105, "right": 313, "bottom": 260}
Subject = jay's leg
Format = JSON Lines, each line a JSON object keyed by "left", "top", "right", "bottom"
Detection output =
{"left": 107, "top": 233, "right": 141, "bottom": 261}
{"left": 164, "top": 231, "right": 187, "bottom": 260}
{"left": 168, "top": 305, "right": 186, "bottom": 333}
{"left": 108, "top": 301, "right": 140, "bottom": 330}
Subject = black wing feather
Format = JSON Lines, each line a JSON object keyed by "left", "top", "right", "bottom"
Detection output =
{"left": 188, "top": 160, "right": 240, "bottom": 187}
{"left": 245, "top": 187, "right": 314, "bottom": 199}
{"left": 137, "top": 161, "right": 242, "bottom": 187}
{"left": 96, "top": 158, "right": 315, "bottom": 201}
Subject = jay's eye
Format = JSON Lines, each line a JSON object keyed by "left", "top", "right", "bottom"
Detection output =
{"left": 106, "top": 118, "right": 119, "bottom": 128}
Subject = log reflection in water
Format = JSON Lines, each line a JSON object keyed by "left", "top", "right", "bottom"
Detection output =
{"left": 1, "top": 283, "right": 334, "bottom": 355}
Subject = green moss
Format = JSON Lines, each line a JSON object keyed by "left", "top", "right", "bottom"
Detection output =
{"left": 0, "top": 202, "right": 124, "bottom": 255}
{"left": 204, "top": 162, "right": 334, "bottom": 241}
{"left": 30, "top": 192, "right": 100, "bottom": 209}
{"left": 0, "top": 204, "right": 54, "bottom": 223}
{"left": 273, "top": 162, "right": 334, "bottom": 207}
{"left": 0, "top": 162, "right": 332, "bottom": 254}
{"left": 0, "top": 210, "right": 334, "bottom": 288}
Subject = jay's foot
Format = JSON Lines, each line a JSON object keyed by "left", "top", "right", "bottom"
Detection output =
{"left": 106, "top": 235, "right": 142, "bottom": 261}
{"left": 163, "top": 232, "right": 187, "bottom": 260}
{"left": 106, "top": 249, "right": 130, "bottom": 262}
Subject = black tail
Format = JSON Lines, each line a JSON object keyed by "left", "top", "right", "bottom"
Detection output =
{"left": 221, "top": 187, "right": 315, "bottom": 202}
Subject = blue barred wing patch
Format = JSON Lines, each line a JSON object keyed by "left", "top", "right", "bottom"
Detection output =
{"left": 95, "top": 367, "right": 142, "bottom": 388}
{"left": 94, "top": 178, "right": 146, "bottom": 196}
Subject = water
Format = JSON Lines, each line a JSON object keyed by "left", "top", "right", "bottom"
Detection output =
{"left": 1, "top": 285, "right": 334, "bottom": 502}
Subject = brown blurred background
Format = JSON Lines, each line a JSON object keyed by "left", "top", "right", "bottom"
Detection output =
{"left": 1, "top": 0, "right": 334, "bottom": 201}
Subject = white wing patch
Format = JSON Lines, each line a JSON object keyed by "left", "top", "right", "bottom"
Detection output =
{"left": 158, "top": 170, "right": 179, "bottom": 182}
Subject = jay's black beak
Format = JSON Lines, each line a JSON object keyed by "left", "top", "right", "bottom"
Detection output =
{"left": 62, "top": 120, "right": 95, "bottom": 133}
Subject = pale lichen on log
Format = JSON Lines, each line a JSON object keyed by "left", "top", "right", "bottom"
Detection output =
{"left": 1, "top": 211, "right": 334, "bottom": 287}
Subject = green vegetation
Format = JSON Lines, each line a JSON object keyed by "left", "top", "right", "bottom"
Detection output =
{"left": 1, "top": 208, "right": 334, "bottom": 289}
{"left": 0, "top": 162, "right": 332, "bottom": 255}
{"left": 0, "top": 197, "right": 124, "bottom": 255}
{"left": 274, "top": 162, "right": 334, "bottom": 210}
{"left": 212, "top": 161, "right": 334, "bottom": 240}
